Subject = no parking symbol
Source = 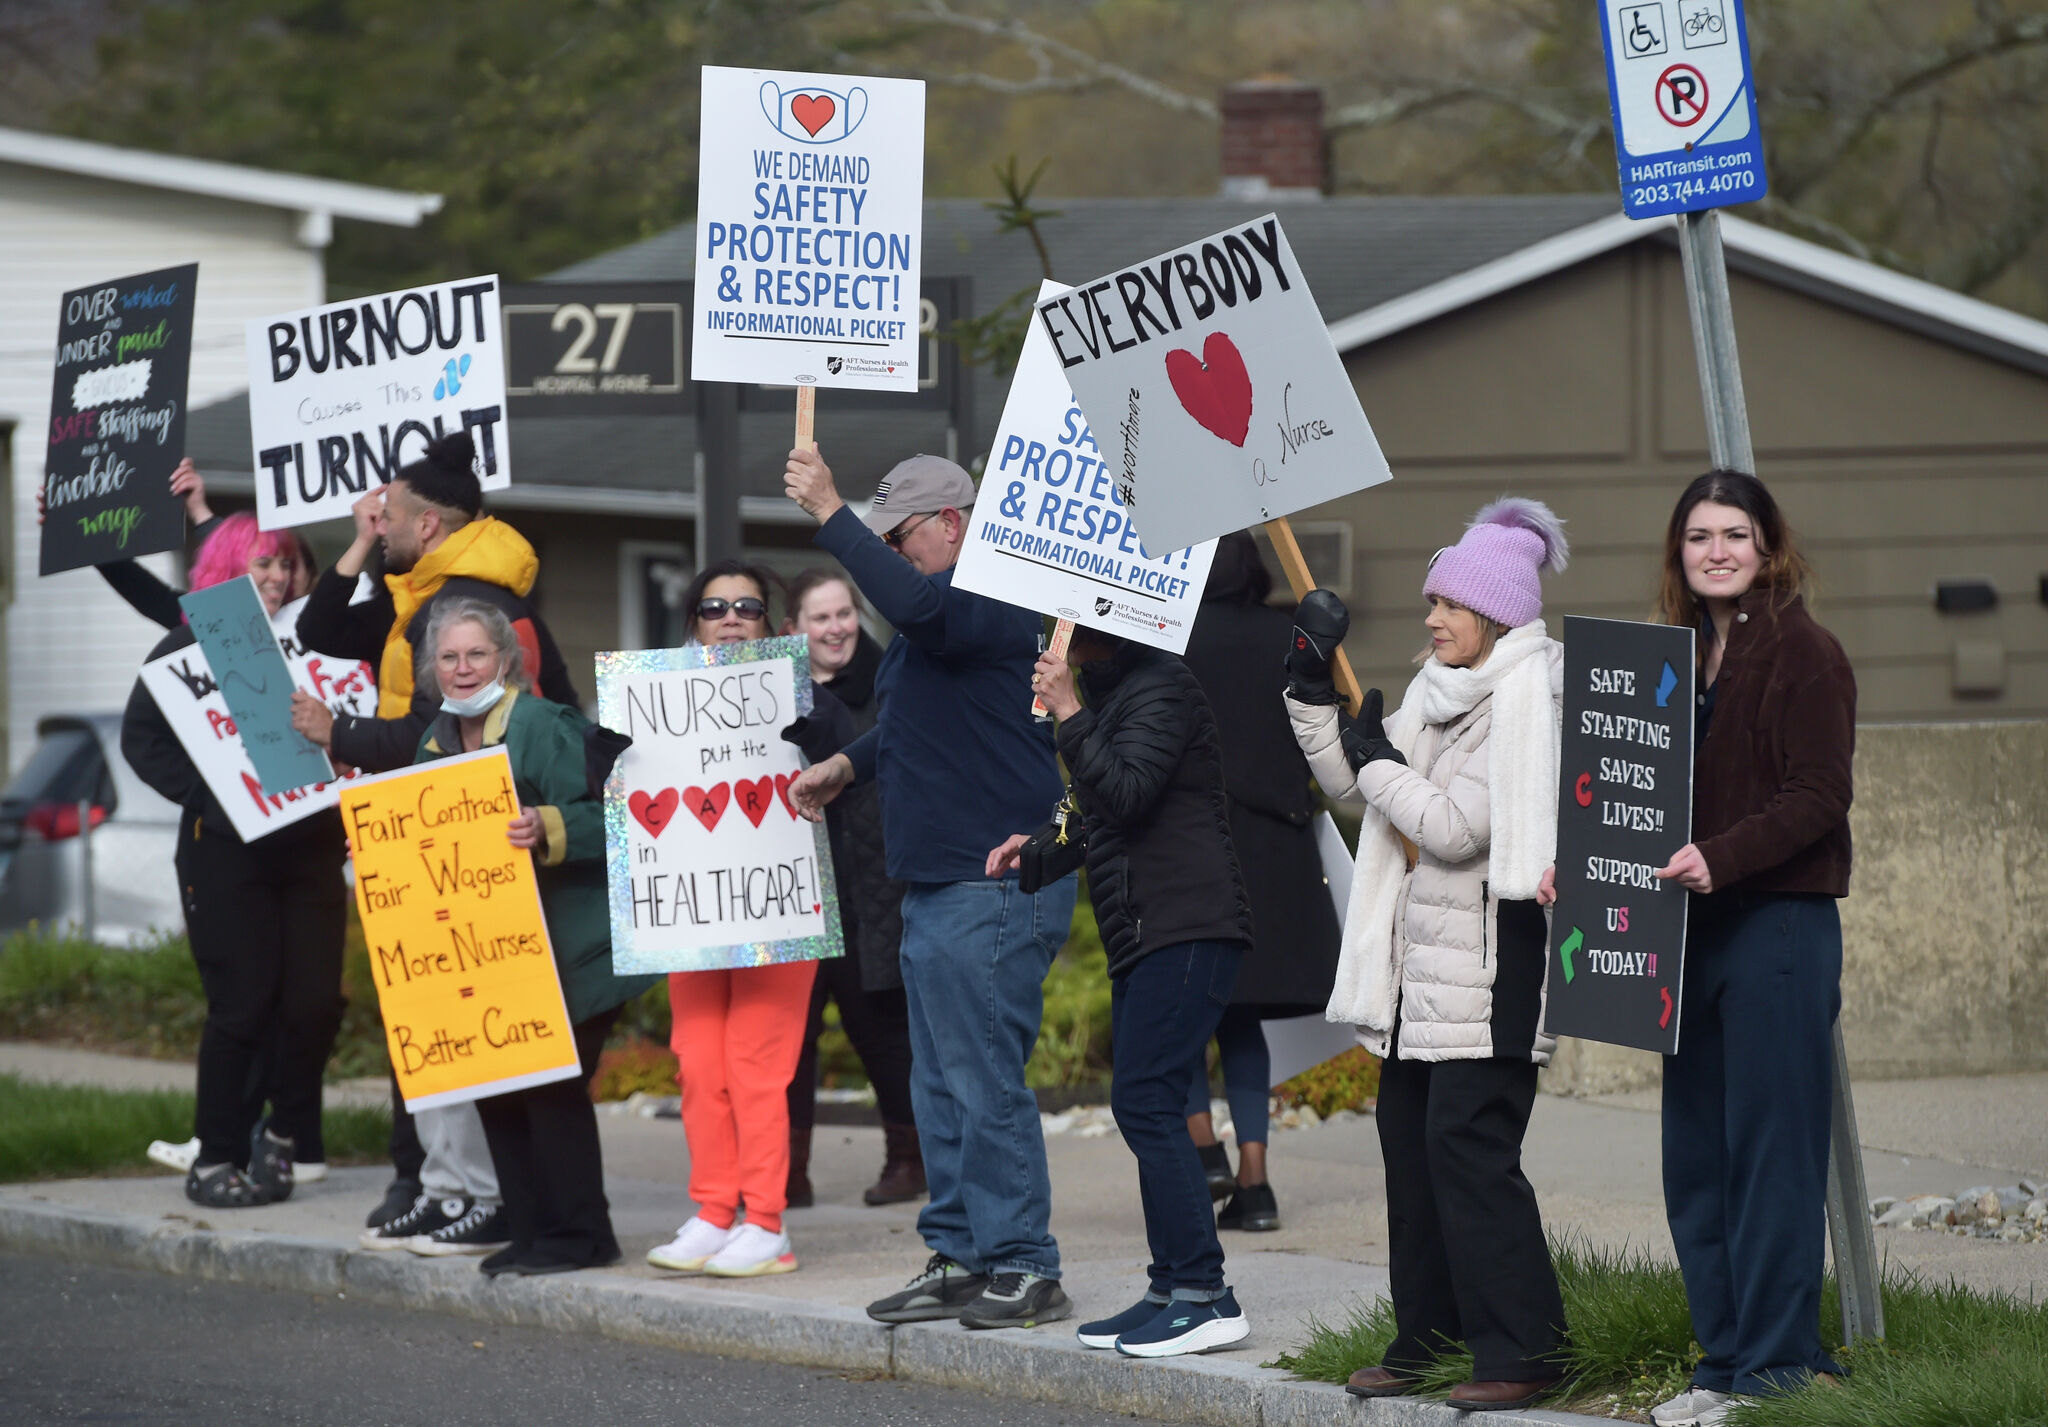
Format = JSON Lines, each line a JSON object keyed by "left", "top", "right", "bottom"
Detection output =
{"left": 1655, "top": 63, "right": 1709, "bottom": 126}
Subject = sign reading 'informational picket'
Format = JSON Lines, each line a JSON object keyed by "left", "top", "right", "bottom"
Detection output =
{"left": 1543, "top": 616, "right": 1696, "bottom": 1055}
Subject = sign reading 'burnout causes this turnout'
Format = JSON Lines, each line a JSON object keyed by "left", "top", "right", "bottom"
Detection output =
{"left": 41, "top": 263, "right": 198, "bottom": 576}
{"left": 245, "top": 276, "right": 510, "bottom": 530}
{"left": 178, "top": 577, "right": 336, "bottom": 797}
{"left": 138, "top": 596, "right": 377, "bottom": 842}
{"left": 691, "top": 65, "right": 924, "bottom": 393}
{"left": 954, "top": 282, "right": 1216, "bottom": 654}
{"left": 596, "top": 637, "right": 842, "bottom": 976}
{"left": 1040, "top": 216, "right": 1391, "bottom": 555}
{"left": 343, "top": 747, "right": 581, "bottom": 1111}
{"left": 1543, "top": 616, "right": 1696, "bottom": 1055}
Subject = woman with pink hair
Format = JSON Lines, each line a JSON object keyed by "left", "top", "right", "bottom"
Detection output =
{"left": 119, "top": 503, "right": 349, "bottom": 1208}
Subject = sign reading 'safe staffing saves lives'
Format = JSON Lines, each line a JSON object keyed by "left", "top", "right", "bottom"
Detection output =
{"left": 1543, "top": 616, "right": 1696, "bottom": 1056}
{"left": 342, "top": 747, "right": 580, "bottom": 1111}
{"left": 691, "top": 65, "right": 925, "bottom": 393}
{"left": 41, "top": 263, "right": 198, "bottom": 576}
{"left": 1036, "top": 215, "right": 1391, "bottom": 555}
{"left": 245, "top": 276, "right": 510, "bottom": 531}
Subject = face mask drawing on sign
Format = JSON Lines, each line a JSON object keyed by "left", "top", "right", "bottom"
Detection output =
{"left": 759, "top": 80, "right": 869, "bottom": 143}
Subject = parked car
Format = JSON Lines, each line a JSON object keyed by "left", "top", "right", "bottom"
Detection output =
{"left": 0, "top": 714, "right": 182, "bottom": 948}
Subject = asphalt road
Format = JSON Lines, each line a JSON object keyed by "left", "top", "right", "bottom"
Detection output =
{"left": 0, "top": 1253, "right": 1152, "bottom": 1427}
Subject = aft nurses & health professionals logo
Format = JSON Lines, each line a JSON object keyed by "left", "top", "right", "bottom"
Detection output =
{"left": 827, "top": 356, "right": 844, "bottom": 374}
{"left": 759, "top": 82, "right": 870, "bottom": 143}
{"left": 1094, "top": 597, "right": 1114, "bottom": 616}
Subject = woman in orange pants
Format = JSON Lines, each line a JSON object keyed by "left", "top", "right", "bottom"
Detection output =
{"left": 644, "top": 562, "right": 819, "bottom": 1277}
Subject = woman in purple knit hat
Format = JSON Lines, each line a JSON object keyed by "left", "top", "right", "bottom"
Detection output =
{"left": 1283, "top": 499, "right": 1572, "bottom": 1413}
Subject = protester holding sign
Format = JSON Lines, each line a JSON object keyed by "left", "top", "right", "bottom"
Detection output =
{"left": 784, "top": 449, "right": 1076, "bottom": 1332}
{"left": 406, "top": 599, "right": 657, "bottom": 1275}
{"left": 1627, "top": 472, "right": 1855, "bottom": 1422}
{"left": 990, "top": 627, "right": 1253, "bottom": 1357}
{"left": 1287, "top": 500, "right": 1570, "bottom": 1411}
{"left": 120, "top": 517, "right": 347, "bottom": 1209}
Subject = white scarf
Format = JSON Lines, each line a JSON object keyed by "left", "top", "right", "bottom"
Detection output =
{"left": 1327, "top": 621, "right": 1561, "bottom": 1036}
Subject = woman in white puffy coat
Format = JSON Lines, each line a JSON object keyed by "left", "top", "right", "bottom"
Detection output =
{"left": 1282, "top": 499, "right": 1570, "bottom": 1412}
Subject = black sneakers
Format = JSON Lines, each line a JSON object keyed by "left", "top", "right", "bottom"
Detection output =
{"left": 1217, "top": 1181, "right": 1281, "bottom": 1232}
{"left": 246, "top": 1120, "right": 296, "bottom": 1203}
{"left": 1197, "top": 1143, "right": 1235, "bottom": 1201}
{"left": 408, "top": 1201, "right": 511, "bottom": 1257}
{"left": 960, "top": 1271, "right": 1071, "bottom": 1330}
{"left": 359, "top": 1194, "right": 468, "bottom": 1250}
{"left": 365, "top": 1177, "right": 423, "bottom": 1229}
{"left": 866, "top": 1253, "right": 990, "bottom": 1323}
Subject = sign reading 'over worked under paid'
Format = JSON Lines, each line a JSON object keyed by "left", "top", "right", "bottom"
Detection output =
{"left": 1543, "top": 616, "right": 1696, "bottom": 1056}
{"left": 342, "top": 747, "right": 580, "bottom": 1110}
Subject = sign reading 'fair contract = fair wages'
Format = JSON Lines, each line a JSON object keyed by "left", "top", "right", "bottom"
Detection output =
{"left": 1036, "top": 216, "right": 1391, "bottom": 555}
{"left": 691, "top": 65, "right": 924, "bottom": 392}
{"left": 245, "top": 276, "right": 510, "bottom": 530}
{"left": 342, "top": 747, "right": 580, "bottom": 1111}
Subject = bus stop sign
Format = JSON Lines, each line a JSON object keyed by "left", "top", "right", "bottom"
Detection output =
{"left": 1600, "top": 0, "right": 1767, "bottom": 220}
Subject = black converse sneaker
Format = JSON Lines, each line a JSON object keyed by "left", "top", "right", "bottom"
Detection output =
{"left": 959, "top": 1271, "right": 1071, "bottom": 1330}
{"left": 358, "top": 1194, "right": 468, "bottom": 1250}
{"left": 408, "top": 1201, "right": 510, "bottom": 1257}
{"left": 865, "top": 1253, "right": 989, "bottom": 1323}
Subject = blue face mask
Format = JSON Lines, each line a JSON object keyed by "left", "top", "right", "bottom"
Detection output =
{"left": 440, "top": 662, "right": 507, "bottom": 718}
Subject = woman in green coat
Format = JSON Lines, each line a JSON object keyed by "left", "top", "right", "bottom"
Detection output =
{"left": 414, "top": 597, "right": 656, "bottom": 1275}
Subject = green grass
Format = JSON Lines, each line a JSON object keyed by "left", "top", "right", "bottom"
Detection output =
{"left": 1274, "top": 1235, "right": 2048, "bottom": 1424}
{"left": 0, "top": 1073, "right": 391, "bottom": 1182}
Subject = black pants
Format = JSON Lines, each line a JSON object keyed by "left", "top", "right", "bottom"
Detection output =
{"left": 475, "top": 1007, "right": 621, "bottom": 1268}
{"left": 1376, "top": 1051, "right": 1565, "bottom": 1381}
{"left": 1664, "top": 894, "right": 1844, "bottom": 1396}
{"left": 787, "top": 951, "right": 917, "bottom": 1130}
{"left": 176, "top": 815, "right": 347, "bottom": 1167}
{"left": 1110, "top": 941, "right": 1241, "bottom": 1297}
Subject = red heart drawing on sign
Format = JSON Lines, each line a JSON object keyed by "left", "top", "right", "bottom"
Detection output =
{"left": 1164, "top": 331, "right": 1253, "bottom": 447}
{"left": 734, "top": 776, "right": 776, "bottom": 828}
{"left": 628, "top": 788, "right": 679, "bottom": 838}
{"left": 774, "top": 773, "right": 797, "bottom": 819}
{"left": 790, "top": 93, "right": 836, "bottom": 136}
{"left": 683, "top": 783, "right": 731, "bottom": 832}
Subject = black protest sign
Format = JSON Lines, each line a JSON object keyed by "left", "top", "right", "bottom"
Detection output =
{"left": 40, "top": 263, "right": 198, "bottom": 576}
{"left": 1543, "top": 616, "right": 1695, "bottom": 1055}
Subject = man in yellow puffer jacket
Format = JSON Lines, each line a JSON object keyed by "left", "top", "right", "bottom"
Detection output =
{"left": 290, "top": 432, "right": 579, "bottom": 773}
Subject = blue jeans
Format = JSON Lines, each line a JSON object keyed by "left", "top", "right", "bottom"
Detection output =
{"left": 1664, "top": 893, "right": 1845, "bottom": 1397}
{"left": 899, "top": 874, "right": 1077, "bottom": 1279}
{"left": 1112, "top": 940, "right": 1242, "bottom": 1298}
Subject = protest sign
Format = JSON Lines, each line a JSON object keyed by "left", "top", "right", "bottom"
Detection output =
{"left": 341, "top": 747, "right": 581, "bottom": 1110}
{"left": 691, "top": 65, "right": 925, "bottom": 394}
{"left": 1035, "top": 216, "right": 1391, "bottom": 555}
{"left": 177, "top": 577, "right": 335, "bottom": 796}
{"left": 41, "top": 263, "right": 198, "bottom": 576}
{"left": 245, "top": 276, "right": 509, "bottom": 530}
{"left": 1258, "top": 811, "right": 1366, "bottom": 1085}
{"left": 1543, "top": 616, "right": 1696, "bottom": 1055}
{"left": 954, "top": 282, "right": 1217, "bottom": 655}
{"left": 139, "top": 595, "right": 377, "bottom": 841}
{"left": 595, "top": 636, "right": 842, "bottom": 975}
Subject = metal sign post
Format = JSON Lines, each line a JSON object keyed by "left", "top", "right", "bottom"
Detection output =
{"left": 1603, "top": 0, "right": 1884, "bottom": 1347}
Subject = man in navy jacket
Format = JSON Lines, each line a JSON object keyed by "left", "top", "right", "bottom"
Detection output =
{"left": 786, "top": 448, "right": 1076, "bottom": 1330}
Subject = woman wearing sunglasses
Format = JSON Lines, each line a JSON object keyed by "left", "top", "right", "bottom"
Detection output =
{"left": 648, "top": 561, "right": 824, "bottom": 1278}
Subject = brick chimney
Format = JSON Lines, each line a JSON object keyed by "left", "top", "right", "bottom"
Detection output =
{"left": 1219, "top": 79, "right": 1325, "bottom": 200}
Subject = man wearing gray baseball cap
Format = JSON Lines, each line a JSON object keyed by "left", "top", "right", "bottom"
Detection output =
{"left": 785, "top": 444, "right": 1076, "bottom": 1331}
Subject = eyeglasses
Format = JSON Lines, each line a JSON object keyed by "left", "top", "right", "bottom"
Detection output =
{"left": 696, "top": 597, "right": 767, "bottom": 622}
{"left": 883, "top": 512, "right": 942, "bottom": 549}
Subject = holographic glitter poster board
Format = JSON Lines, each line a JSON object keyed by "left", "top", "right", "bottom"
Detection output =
{"left": 596, "top": 635, "right": 843, "bottom": 974}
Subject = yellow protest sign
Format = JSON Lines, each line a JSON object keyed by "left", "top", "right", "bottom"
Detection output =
{"left": 340, "top": 746, "right": 581, "bottom": 1110}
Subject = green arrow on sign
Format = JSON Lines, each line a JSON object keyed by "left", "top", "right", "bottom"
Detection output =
{"left": 1559, "top": 926, "right": 1583, "bottom": 983}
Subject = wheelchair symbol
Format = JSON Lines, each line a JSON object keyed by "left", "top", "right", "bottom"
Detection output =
{"left": 1618, "top": 4, "right": 1668, "bottom": 58}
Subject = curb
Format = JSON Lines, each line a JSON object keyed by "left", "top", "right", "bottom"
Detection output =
{"left": 0, "top": 1199, "right": 1608, "bottom": 1427}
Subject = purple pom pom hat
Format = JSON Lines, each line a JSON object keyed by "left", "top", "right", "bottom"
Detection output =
{"left": 1422, "top": 497, "right": 1570, "bottom": 629}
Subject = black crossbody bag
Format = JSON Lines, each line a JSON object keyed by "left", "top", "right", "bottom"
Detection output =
{"left": 1017, "top": 791, "right": 1086, "bottom": 894}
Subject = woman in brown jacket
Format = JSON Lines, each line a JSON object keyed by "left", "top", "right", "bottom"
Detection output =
{"left": 1634, "top": 471, "right": 1853, "bottom": 1425}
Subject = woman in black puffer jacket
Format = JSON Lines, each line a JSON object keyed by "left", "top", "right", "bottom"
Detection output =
{"left": 990, "top": 628, "right": 1253, "bottom": 1359}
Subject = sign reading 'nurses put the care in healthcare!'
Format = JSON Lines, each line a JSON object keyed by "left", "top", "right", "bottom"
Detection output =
{"left": 691, "top": 65, "right": 925, "bottom": 393}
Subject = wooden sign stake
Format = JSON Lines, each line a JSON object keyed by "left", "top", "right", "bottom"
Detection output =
{"left": 1264, "top": 515, "right": 1363, "bottom": 715}
{"left": 795, "top": 385, "right": 817, "bottom": 451}
{"left": 1033, "top": 617, "right": 1074, "bottom": 718}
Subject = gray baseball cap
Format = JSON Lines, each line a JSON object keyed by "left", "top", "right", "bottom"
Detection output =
{"left": 860, "top": 454, "right": 977, "bottom": 536}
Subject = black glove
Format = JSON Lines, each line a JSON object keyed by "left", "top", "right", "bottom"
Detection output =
{"left": 1339, "top": 688, "right": 1405, "bottom": 770}
{"left": 1285, "top": 589, "right": 1350, "bottom": 705}
{"left": 582, "top": 724, "right": 633, "bottom": 800}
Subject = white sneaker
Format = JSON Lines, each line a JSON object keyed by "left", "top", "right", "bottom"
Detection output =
{"left": 646, "top": 1215, "right": 737, "bottom": 1272}
{"left": 294, "top": 1161, "right": 329, "bottom": 1184}
{"left": 147, "top": 1137, "right": 200, "bottom": 1172}
{"left": 703, "top": 1222, "right": 797, "bottom": 1277}
{"left": 1653, "top": 1387, "right": 1732, "bottom": 1427}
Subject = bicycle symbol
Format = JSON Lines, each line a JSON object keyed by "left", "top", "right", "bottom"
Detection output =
{"left": 1679, "top": 0, "right": 1728, "bottom": 49}
{"left": 1685, "top": 10, "right": 1721, "bottom": 36}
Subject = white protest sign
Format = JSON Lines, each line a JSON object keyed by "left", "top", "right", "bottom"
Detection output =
{"left": 138, "top": 596, "right": 379, "bottom": 841}
{"left": 596, "top": 637, "right": 843, "bottom": 975}
{"left": 955, "top": 282, "right": 1216, "bottom": 654}
{"left": 691, "top": 65, "right": 925, "bottom": 392}
{"left": 245, "top": 276, "right": 510, "bottom": 530}
{"left": 1035, "top": 215, "right": 1391, "bottom": 554}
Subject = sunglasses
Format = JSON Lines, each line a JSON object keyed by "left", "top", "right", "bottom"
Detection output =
{"left": 696, "top": 597, "right": 767, "bottom": 622}
{"left": 883, "top": 511, "right": 942, "bottom": 549}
